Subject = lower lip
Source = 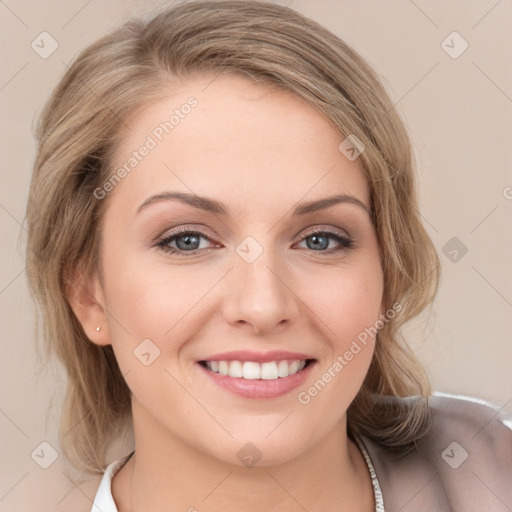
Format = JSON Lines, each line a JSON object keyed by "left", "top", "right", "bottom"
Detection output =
{"left": 197, "top": 361, "right": 315, "bottom": 399}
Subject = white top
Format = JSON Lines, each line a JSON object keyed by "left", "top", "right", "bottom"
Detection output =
{"left": 90, "top": 451, "right": 133, "bottom": 512}
{"left": 90, "top": 434, "right": 384, "bottom": 511}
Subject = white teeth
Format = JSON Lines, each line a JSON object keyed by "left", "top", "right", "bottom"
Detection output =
{"left": 228, "top": 360, "right": 243, "bottom": 378}
{"left": 277, "top": 360, "right": 289, "bottom": 377}
{"left": 218, "top": 361, "right": 229, "bottom": 376}
{"left": 242, "top": 361, "right": 260, "bottom": 379}
{"left": 204, "top": 359, "right": 309, "bottom": 380}
{"left": 261, "top": 361, "right": 278, "bottom": 380}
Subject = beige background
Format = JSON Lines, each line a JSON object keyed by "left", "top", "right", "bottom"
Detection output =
{"left": 1, "top": 0, "right": 511, "bottom": 510}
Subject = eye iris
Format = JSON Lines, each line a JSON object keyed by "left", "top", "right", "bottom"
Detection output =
{"left": 307, "top": 233, "right": 329, "bottom": 250}
{"left": 176, "top": 233, "right": 200, "bottom": 250}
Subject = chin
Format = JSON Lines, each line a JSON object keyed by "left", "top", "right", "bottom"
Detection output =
{"left": 199, "top": 427, "right": 314, "bottom": 469}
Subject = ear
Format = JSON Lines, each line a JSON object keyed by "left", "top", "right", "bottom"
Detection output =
{"left": 65, "top": 265, "right": 111, "bottom": 346}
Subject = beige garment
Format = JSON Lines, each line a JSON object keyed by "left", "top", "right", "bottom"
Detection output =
{"left": 360, "top": 393, "right": 512, "bottom": 511}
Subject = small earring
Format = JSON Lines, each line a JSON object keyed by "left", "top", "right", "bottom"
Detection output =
{"left": 96, "top": 326, "right": 101, "bottom": 332}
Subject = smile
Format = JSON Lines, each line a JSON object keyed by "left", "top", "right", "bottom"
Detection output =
{"left": 197, "top": 357, "right": 316, "bottom": 399}
{"left": 200, "top": 359, "right": 314, "bottom": 380}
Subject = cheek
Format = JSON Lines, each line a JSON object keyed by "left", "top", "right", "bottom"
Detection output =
{"left": 102, "top": 240, "right": 206, "bottom": 334}
{"left": 302, "top": 258, "right": 383, "bottom": 347}
{"left": 294, "top": 262, "right": 382, "bottom": 421}
{"left": 101, "top": 260, "right": 201, "bottom": 409}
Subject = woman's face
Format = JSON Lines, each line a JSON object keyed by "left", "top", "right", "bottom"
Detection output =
{"left": 93, "top": 72, "right": 384, "bottom": 466}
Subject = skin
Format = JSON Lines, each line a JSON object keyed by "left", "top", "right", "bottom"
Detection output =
{"left": 69, "top": 72, "right": 384, "bottom": 512}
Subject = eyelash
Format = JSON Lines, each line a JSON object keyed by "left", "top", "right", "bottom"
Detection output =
{"left": 154, "top": 226, "right": 354, "bottom": 257}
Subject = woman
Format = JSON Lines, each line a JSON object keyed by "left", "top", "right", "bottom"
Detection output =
{"left": 25, "top": 1, "right": 512, "bottom": 511}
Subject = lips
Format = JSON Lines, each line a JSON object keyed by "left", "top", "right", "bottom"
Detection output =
{"left": 197, "top": 350, "right": 316, "bottom": 399}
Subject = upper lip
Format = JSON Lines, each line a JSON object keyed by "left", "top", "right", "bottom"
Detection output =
{"left": 198, "top": 350, "right": 315, "bottom": 363}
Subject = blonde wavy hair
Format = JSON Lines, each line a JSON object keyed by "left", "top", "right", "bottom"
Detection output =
{"left": 25, "top": 0, "right": 440, "bottom": 474}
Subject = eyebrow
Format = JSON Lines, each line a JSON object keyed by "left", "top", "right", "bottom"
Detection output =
{"left": 136, "top": 192, "right": 372, "bottom": 217}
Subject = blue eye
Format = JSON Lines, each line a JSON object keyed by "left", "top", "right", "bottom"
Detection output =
{"left": 156, "top": 229, "right": 213, "bottom": 255}
{"left": 297, "top": 231, "right": 353, "bottom": 252}
{"left": 155, "top": 228, "right": 353, "bottom": 256}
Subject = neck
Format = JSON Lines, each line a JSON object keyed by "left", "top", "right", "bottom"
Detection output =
{"left": 112, "top": 403, "right": 374, "bottom": 512}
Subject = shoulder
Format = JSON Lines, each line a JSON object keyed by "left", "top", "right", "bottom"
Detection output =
{"left": 426, "top": 392, "right": 512, "bottom": 483}
{"left": 426, "top": 393, "right": 512, "bottom": 481}
{"left": 360, "top": 392, "right": 512, "bottom": 511}
{"left": 427, "top": 392, "right": 512, "bottom": 451}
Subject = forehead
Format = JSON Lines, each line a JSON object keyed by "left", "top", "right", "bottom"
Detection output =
{"left": 108, "top": 72, "right": 369, "bottom": 216}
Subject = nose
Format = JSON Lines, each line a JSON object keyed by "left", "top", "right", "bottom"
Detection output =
{"left": 222, "top": 247, "right": 300, "bottom": 336}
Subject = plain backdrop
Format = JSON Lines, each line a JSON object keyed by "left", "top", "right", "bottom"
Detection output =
{"left": 1, "top": 0, "right": 511, "bottom": 510}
